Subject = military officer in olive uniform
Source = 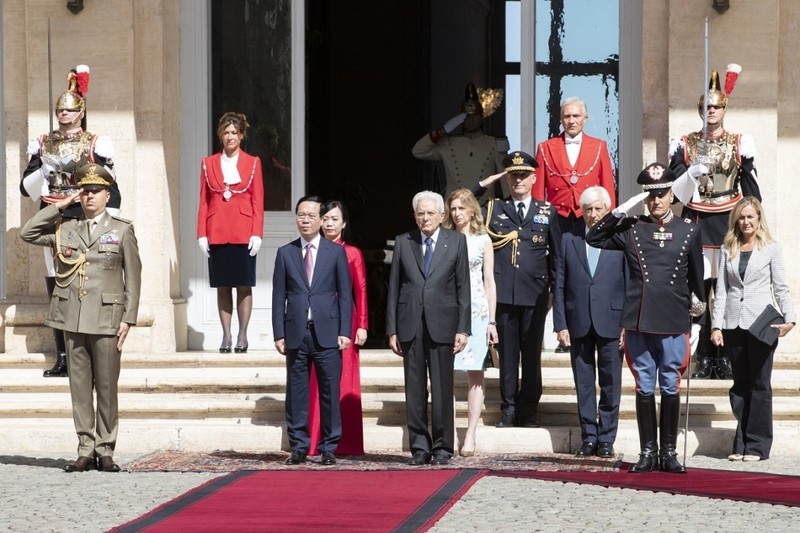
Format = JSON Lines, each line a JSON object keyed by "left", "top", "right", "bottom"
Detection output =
{"left": 20, "top": 163, "right": 141, "bottom": 473}
{"left": 471, "top": 151, "right": 559, "bottom": 428}
{"left": 587, "top": 163, "right": 705, "bottom": 474}
{"left": 20, "top": 65, "right": 122, "bottom": 378}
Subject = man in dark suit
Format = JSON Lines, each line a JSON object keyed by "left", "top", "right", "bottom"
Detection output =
{"left": 21, "top": 163, "right": 141, "bottom": 473}
{"left": 553, "top": 186, "right": 625, "bottom": 458}
{"left": 471, "top": 151, "right": 559, "bottom": 428}
{"left": 272, "top": 195, "right": 353, "bottom": 466}
{"left": 387, "top": 190, "right": 471, "bottom": 466}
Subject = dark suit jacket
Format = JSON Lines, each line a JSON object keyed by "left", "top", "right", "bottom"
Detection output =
{"left": 386, "top": 227, "right": 471, "bottom": 344}
{"left": 272, "top": 237, "right": 353, "bottom": 350}
{"left": 553, "top": 223, "right": 625, "bottom": 339}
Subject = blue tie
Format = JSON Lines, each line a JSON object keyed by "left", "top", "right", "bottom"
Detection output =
{"left": 423, "top": 237, "right": 433, "bottom": 277}
{"left": 587, "top": 245, "right": 600, "bottom": 277}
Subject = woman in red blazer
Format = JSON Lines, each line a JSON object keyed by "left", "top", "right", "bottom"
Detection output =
{"left": 197, "top": 112, "right": 264, "bottom": 352}
{"left": 307, "top": 200, "right": 368, "bottom": 455}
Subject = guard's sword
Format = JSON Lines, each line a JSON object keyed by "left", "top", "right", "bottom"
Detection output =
{"left": 47, "top": 17, "right": 54, "bottom": 152}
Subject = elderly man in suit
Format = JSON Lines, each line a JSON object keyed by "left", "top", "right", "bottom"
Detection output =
{"left": 387, "top": 190, "right": 471, "bottom": 466}
{"left": 21, "top": 163, "right": 141, "bottom": 473}
{"left": 588, "top": 163, "right": 705, "bottom": 473}
{"left": 272, "top": 195, "right": 352, "bottom": 466}
{"left": 471, "top": 151, "right": 559, "bottom": 428}
{"left": 553, "top": 186, "right": 625, "bottom": 458}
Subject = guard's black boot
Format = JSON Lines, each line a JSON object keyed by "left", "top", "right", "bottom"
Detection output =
{"left": 43, "top": 352, "right": 68, "bottom": 378}
{"left": 43, "top": 277, "right": 68, "bottom": 377}
{"left": 691, "top": 355, "right": 713, "bottom": 379}
{"left": 629, "top": 393, "right": 659, "bottom": 473}
{"left": 659, "top": 394, "right": 687, "bottom": 473}
{"left": 713, "top": 352, "right": 734, "bottom": 380}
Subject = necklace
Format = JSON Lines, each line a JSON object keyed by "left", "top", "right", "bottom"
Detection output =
{"left": 203, "top": 157, "right": 257, "bottom": 201}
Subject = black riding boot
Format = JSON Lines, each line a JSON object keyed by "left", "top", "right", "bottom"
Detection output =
{"left": 629, "top": 393, "right": 659, "bottom": 473}
{"left": 43, "top": 276, "right": 68, "bottom": 378}
{"left": 659, "top": 394, "right": 687, "bottom": 473}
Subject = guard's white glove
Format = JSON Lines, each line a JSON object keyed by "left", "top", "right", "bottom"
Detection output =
{"left": 248, "top": 236, "right": 262, "bottom": 256}
{"left": 198, "top": 237, "right": 210, "bottom": 258}
{"left": 612, "top": 191, "right": 649, "bottom": 217}
{"left": 688, "top": 163, "right": 709, "bottom": 179}
{"left": 443, "top": 113, "right": 466, "bottom": 133}
{"left": 41, "top": 163, "right": 56, "bottom": 176}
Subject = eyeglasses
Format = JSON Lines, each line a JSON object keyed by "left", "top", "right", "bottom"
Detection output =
{"left": 296, "top": 213, "right": 319, "bottom": 221}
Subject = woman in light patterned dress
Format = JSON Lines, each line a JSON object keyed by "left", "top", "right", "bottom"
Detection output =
{"left": 444, "top": 188, "right": 498, "bottom": 456}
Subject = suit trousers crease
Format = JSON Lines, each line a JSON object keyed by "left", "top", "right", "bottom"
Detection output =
{"left": 65, "top": 332, "right": 121, "bottom": 458}
{"left": 724, "top": 327, "right": 774, "bottom": 458}
{"left": 286, "top": 327, "right": 342, "bottom": 453}
{"left": 496, "top": 294, "right": 548, "bottom": 419}
{"left": 570, "top": 326, "right": 622, "bottom": 444}
{"left": 401, "top": 318, "right": 455, "bottom": 455}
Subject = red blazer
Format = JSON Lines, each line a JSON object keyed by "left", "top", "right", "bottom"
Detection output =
{"left": 336, "top": 238, "right": 369, "bottom": 331}
{"left": 197, "top": 150, "right": 265, "bottom": 244}
{"left": 534, "top": 133, "right": 616, "bottom": 218}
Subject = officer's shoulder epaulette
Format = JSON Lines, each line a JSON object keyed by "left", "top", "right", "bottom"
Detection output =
{"left": 110, "top": 214, "right": 133, "bottom": 224}
{"left": 683, "top": 217, "right": 693, "bottom": 224}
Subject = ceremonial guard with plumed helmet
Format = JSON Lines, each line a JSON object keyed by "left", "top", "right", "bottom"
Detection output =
{"left": 670, "top": 64, "right": 760, "bottom": 381}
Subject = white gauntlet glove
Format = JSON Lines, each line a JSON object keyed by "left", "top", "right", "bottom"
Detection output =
{"left": 198, "top": 237, "right": 210, "bottom": 258}
{"left": 688, "top": 163, "right": 709, "bottom": 180}
{"left": 248, "top": 236, "right": 262, "bottom": 257}
{"left": 612, "top": 191, "right": 649, "bottom": 217}
{"left": 443, "top": 113, "right": 466, "bottom": 133}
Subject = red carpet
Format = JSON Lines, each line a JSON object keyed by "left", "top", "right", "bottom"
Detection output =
{"left": 111, "top": 469, "right": 486, "bottom": 533}
{"left": 493, "top": 462, "right": 800, "bottom": 507}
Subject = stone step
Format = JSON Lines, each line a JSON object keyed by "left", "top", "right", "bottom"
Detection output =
{"left": 2, "top": 366, "right": 800, "bottom": 398}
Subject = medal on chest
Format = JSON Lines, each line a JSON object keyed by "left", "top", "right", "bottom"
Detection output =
{"left": 223, "top": 188, "right": 233, "bottom": 201}
{"left": 652, "top": 229, "right": 672, "bottom": 248}
{"left": 570, "top": 170, "right": 578, "bottom": 184}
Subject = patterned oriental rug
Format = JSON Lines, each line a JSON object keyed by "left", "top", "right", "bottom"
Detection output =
{"left": 125, "top": 450, "right": 622, "bottom": 473}
{"left": 111, "top": 469, "right": 486, "bottom": 533}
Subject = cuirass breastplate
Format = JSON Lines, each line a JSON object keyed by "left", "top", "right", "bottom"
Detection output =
{"left": 40, "top": 131, "right": 93, "bottom": 193}
{"left": 685, "top": 132, "right": 739, "bottom": 198}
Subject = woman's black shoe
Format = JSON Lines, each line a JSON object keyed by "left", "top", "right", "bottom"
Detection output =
{"left": 234, "top": 345, "right": 248, "bottom": 353}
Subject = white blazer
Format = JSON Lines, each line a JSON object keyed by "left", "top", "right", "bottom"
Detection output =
{"left": 712, "top": 242, "right": 796, "bottom": 331}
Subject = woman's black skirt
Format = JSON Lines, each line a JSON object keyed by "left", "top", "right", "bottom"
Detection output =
{"left": 208, "top": 244, "right": 257, "bottom": 287}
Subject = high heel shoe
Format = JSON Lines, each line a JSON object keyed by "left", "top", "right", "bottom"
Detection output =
{"left": 219, "top": 340, "right": 232, "bottom": 353}
{"left": 234, "top": 344, "right": 248, "bottom": 353}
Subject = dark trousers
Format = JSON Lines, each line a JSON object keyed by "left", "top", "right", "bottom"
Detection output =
{"left": 570, "top": 326, "right": 622, "bottom": 444}
{"left": 285, "top": 324, "right": 342, "bottom": 453}
{"left": 724, "top": 327, "right": 775, "bottom": 459}
{"left": 496, "top": 293, "right": 548, "bottom": 420}
{"left": 401, "top": 319, "right": 455, "bottom": 456}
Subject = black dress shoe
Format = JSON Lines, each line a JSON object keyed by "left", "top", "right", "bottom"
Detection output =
{"left": 597, "top": 442, "right": 616, "bottom": 458}
{"left": 495, "top": 413, "right": 516, "bottom": 428}
{"left": 285, "top": 451, "right": 307, "bottom": 465}
{"left": 63, "top": 456, "right": 95, "bottom": 473}
{"left": 554, "top": 342, "right": 570, "bottom": 353}
{"left": 628, "top": 452, "right": 659, "bottom": 473}
{"left": 43, "top": 352, "right": 68, "bottom": 378}
{"left": 713, "top": 355, "right": 734, "bottom": 380}
{"left": 98, "top": 456, "right": 121, "bottom": 472}
{"left": 691, "top": 355, "right": 712, "bottom": 379}
{"left": 407, "top": 451, "right": 431, "bottom": 465}
{"left": 430, "top": 452, "right": 450, "bottom": 466}
{"left": 320, "top": 452, "right": 336, "bottom": 465}
{"left": 575, "top": 441, "right": 598, "bottom": 457}
{"left": 519, "top": 416, "right": 541, "bottom": 428}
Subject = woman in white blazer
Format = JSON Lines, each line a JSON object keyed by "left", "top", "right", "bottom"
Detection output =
{"left": 711, "top": 197, "right": 795, "bottom": 462}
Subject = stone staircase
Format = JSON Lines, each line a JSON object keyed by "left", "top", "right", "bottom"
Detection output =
{"left": 2, "top": 349, "right": 800, "bottom": 459}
